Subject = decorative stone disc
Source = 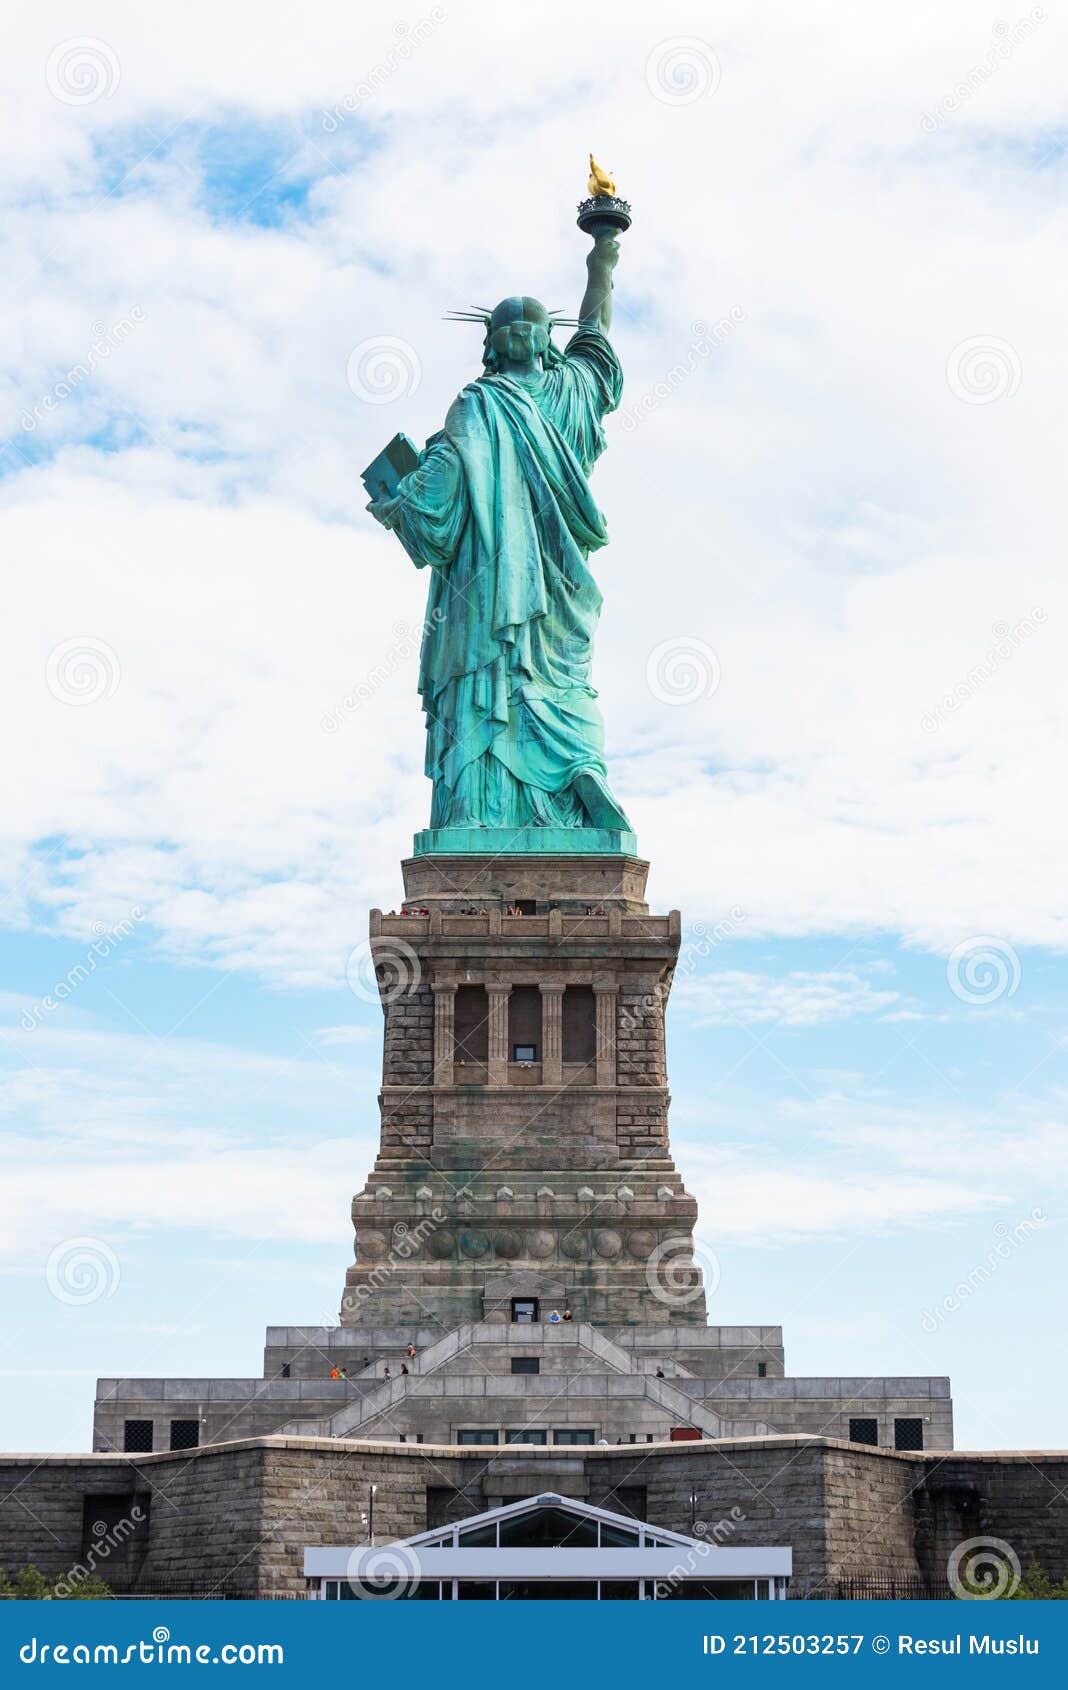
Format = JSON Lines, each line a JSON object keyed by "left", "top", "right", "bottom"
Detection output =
{"left": 560, "top": 1231, "right": 590, "bottom": 1260}
{"left": 459, "top": 1229, "right": 492, "bottom": 1259}
{"left": 357, "top": 1231, "right": 389, "bottom": 1261}
{"left": 627, "top": 1229, "right": 657, "bottom": 1260}
{"left": 593, "top": 1229, "right": 623, "bottom": 1258}
{"left": 427, "top": 1230, "right": 455, "bottom": 1259}
{"left": 493, "top": 1230, "right": 523, "bottom": 1258}
{"left": 527, "top": 1229, "right": 556, "bottom": 1258}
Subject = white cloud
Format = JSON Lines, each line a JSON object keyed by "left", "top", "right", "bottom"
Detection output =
{"left": 315, "top": 1024, "right": 375, "bottom": 1046}
{"left": 676, "top": 968, "right": 903, "bottom": 1026}
{"left": 0, "top": 1019, "right": 379, "bottom": 1262}
{"left": 0, "top": 2, "right": 1065, "bottom": 988}
{"left": 678, "top": 1089, "right": 1065, "bottom": 1245}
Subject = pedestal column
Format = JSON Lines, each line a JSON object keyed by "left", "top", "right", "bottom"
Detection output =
{"left": 432, "top": 982, "right": 456, "bottom": 1087}
{"left": 595, "top": 984, "right": 618, "bottom": 1087}
{"left": 540, "top": 982, "right": 565, "bottom": 1087}
{"left": 486, "top": 984, "right": 511, "bottom": 1085}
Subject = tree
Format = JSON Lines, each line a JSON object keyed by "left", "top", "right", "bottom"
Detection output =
{"left": 0, "top": 1565, "right": 112, "bottom": 1599}
{"left": 1007, "top": 1560, "right": 1068, "bottom": 1600}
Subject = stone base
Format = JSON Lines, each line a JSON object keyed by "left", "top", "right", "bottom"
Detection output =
{"left": 12, "top": 1436, "right": 1057, "bottom": 1599}
{"left": 91, "top": 1323, "right": 954, "bottom": 1456}
{"left": 399, "top": 850, "right": 651, "bottom": 911}
{"left": 413, "top": 826, "right": 638, "bottom": 857}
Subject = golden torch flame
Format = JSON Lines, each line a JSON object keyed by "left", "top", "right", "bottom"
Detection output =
{"left": 587, "top": 154, "right": 617, "bottom": 197}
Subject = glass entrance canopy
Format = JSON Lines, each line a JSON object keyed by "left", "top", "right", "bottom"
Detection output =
{"left": 304, "top": 1492, "right": 791, "bottom": 1601}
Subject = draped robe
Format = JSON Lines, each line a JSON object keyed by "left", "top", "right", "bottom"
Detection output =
{"left": 370, "top": 328, "right": 632, "bottom": 832}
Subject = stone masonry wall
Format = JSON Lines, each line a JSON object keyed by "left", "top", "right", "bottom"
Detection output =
{"left": 914, "top": 1455, "right": 1068, "bottom": 1588}
{"left": 616, "top": 986, "right": 665, "bottom": 1087}
{"left": 377, "top": 983, "right": 434, "bottom": 1155}
{"left": 5, "top": 1438, "right": 1064, "bottom": 1598}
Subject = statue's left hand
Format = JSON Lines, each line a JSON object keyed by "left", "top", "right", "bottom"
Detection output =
{"left": 589, "top": 234, "right": 620, "bottom": 268}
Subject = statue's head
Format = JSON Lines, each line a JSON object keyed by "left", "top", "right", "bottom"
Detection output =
{"left": 484, "top": 296, "right": 552, "bottom": 371}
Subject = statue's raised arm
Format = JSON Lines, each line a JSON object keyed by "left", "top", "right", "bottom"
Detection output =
{"left": 576, "top": 154, "right": 632, "bottom": 334}
{"left": 579, "top": 231, "right": 620, "bottom": 333}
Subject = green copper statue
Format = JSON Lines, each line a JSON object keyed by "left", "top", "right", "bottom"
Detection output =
{"left": 366, "top": 164, "right": 635, "bottom": 851}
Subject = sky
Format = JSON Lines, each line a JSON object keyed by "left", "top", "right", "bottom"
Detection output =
{"left": 0, "top": 0, "right": 1065, "bottom": 1453}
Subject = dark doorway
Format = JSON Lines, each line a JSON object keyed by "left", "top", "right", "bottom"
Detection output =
{"left": 454, "top": 985, "right": 489, "bottom": 1063}
{"left": 562, "top": 985, "right": 596, "bottom": 1063}
{"left": 508, "top": 985, "right": 541, "bottom": 1060}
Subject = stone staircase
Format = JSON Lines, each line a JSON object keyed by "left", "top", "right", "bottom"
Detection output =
{"left": 279, "top": 1323, "right": 770, "bottom": 1442}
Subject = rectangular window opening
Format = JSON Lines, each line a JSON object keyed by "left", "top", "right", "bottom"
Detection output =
{"left": 454, "top": 984, "right": 489, "bottom": 1064}
{"left": 562, "top": 984, "right": 597, "bottom": 1065}
{"left": 169, "top": 1419, "right": 200, "bottom": 1451}
{"left": 123, "top": 1419, "right": 153, "bottom": 1454}
{"left": 508, "top": 986, "right": 542, "bottom": 1063}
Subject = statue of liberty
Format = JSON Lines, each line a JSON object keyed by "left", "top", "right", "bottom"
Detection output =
{"left": 365, "top": 161, "right": 635, "bottom": 847}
